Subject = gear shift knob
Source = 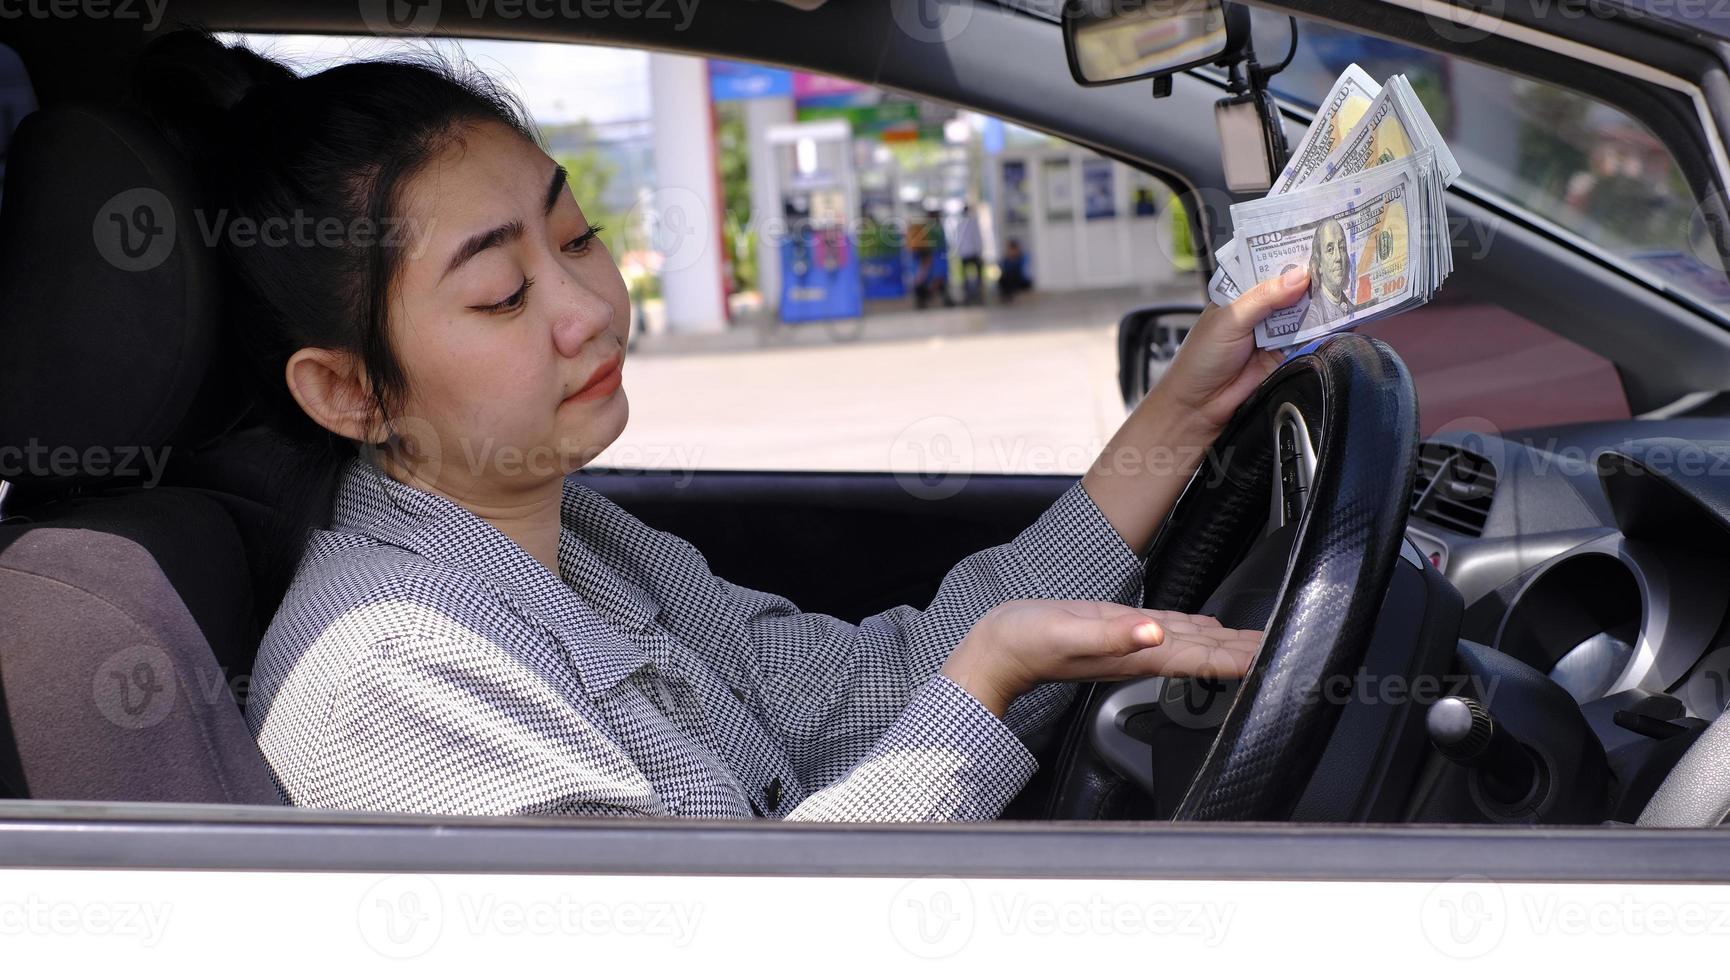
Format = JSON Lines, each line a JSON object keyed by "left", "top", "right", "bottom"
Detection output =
{"left": 1428, "top": 695, "right": 1545, "bottom": 810}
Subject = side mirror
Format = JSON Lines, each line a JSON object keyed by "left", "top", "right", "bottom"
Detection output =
{"left": 1062, "top": 0, "right": 1250, "bottom": 87}
{"left": 1116, "top": 303, "right": 1204, "bottom": 407}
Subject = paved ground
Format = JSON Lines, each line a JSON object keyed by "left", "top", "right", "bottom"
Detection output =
{"left": 594, "top": 287, "right": 1641, "bottom": 477}
{"left": 592, "top": 285, "right": 1192, "bottom": 475}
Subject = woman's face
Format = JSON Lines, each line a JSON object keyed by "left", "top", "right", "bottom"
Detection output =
{"left": 381, "top": 119, "right": 631, "bottom": 497}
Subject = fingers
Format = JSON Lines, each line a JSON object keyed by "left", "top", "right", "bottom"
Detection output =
{"left": 991, "top": 601, "right": 1263, "bottom": 680}
{"left": 1038, "top": 605, "right": 1241, "bottom": 659}
{"left": 1207, "top": 266, "right": 1311, "bottom": 342}
{"left": 1085, "top": 611, "right": 1164, "bottom": 656}
{"left": 1076, "top": 622, "right": 1264, "bottom": 681}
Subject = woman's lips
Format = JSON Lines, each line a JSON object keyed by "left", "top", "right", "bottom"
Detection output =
{"left": 562, "top": 353, "right": 623, "bottom": 405}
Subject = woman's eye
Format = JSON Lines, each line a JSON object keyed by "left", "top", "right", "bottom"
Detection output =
{"left": 563, "top": 224, "right": 604, "bottom": 256}
{"left": 472, "top": 276, "right": 534, "bottom": 314}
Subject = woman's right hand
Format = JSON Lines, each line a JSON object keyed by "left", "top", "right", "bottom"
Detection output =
{"left": 940, "top": 599, "right": 1262, "bottom": 717}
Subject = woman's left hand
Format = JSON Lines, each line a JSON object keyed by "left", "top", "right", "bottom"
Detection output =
{"left": 1152, "top": 265, "right": 1311, "bottom": 431}
{"left": 1080, "top": 265, "right": 1315, "bottom": 555}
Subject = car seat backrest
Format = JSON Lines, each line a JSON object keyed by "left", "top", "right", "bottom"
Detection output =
{"left": 0, "top": 104, "right": 280, "bottom": 804}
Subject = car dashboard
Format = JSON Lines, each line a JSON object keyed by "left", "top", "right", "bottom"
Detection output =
{"left": 1407, "top": 418, "right": 1730, "bottom": 727}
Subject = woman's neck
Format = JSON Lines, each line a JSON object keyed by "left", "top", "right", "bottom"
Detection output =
{"left": 474, "top": 490, "right": 564, "bottom": 578}
{"left": 382, "top": 455, "right": 567, "bottom": 579}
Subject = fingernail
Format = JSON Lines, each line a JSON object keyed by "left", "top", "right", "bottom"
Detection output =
{"left": 1281, "top": 265, "right": 1309, "bottom": 288}
{"left": 1132, "top": 621, "right": 1163, "bottom": 646}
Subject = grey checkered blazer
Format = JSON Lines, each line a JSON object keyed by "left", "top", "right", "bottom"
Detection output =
{"left": 245, "top": 454, "right": 1146, "bottom": 821}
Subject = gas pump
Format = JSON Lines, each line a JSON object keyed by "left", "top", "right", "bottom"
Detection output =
{"left": 858, "top": 154, "right": 910, "bottom": 300}
{"left": 767, "top": 119, "right": 863, "bottom": 324}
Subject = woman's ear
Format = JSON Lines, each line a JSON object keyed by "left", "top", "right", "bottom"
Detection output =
{"left": 284, "top": 347, "right": 388, "bottom": 443}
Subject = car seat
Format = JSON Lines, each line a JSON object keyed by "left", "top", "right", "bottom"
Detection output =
{"left": 0, "top": 104, "right": 281, "bottom": 804}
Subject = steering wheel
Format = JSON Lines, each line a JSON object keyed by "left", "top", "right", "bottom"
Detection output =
{"left": 1640, "top": 712, "right": 1730, "bottom": 826}
{"left": 1048, "top": 333, "right": 1421, "bottom": 821}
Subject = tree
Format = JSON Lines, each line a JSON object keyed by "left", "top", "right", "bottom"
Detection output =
{"left": 714, "top": 101, "right": 756, "bottom": 293}
{"left": 545, "top": 119, "right": 622, "bottom": 256}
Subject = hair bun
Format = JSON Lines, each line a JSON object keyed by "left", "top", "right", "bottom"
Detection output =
{"left": 133, "top": 28, "right": 295, "bottom": 163}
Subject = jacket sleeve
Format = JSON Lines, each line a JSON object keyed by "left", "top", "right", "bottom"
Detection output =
{"left": 717, "top": 478, "right": 1146, "bottom": 819}
{"left": 251, "top": 581, "right": 669, "bottom": 819}
{"left": 264, "top": 617, "right": 1033, "bottom": 821}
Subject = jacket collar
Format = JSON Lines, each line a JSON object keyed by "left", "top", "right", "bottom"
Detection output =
{"left": 328, "top": 454, "right": 661, "bottom": 696}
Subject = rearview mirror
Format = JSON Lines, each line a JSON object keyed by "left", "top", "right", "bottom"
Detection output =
{"left": 1062, "top": 0, "right": 1249, "bottom": 86}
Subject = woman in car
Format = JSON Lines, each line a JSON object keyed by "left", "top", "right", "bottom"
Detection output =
{"left": 135, "top": 31, "right": 1312, "bottom": 821}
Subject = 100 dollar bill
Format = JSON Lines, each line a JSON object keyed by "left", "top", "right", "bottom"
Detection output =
{"left": 1236, "top": 154, "right": 1425, "bottom": 348}
{"left": 1269, "top": 63, "right": 1380, "bottom": 196}
{"left": 1312, "top": 75, "right": 1459, "bottom": 189}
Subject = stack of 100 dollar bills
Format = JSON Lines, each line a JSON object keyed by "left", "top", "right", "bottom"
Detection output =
{"left": 1208, "top": 65, "right": 1460, "bottom": 350}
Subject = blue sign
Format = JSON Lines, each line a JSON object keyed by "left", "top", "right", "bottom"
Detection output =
{"left": 710, "top": 60, "right": 794, "bottom": 101}
{"left": 981, "top": 117, "right": 1004, "bottom": 156}
{"left": 860, "top": 249, "right": 909, "bottom": 300}
{"left": 780, "top": 229, "right": 863, "bottom": 323}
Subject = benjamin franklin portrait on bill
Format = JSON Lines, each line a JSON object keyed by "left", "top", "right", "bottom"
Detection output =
{"left": 1294, "top": 217, "right": 1356, "bottom": 334}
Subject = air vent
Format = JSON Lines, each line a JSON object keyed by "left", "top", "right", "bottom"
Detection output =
{"left": 1410, "top": 443, "right": 1498, "bottom": 536}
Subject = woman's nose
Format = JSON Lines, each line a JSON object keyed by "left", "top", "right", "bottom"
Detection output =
{"left": 549, "top": 276, "right": 616, "bottom": 358}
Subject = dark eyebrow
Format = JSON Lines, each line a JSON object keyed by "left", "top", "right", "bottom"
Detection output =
{"left": 442, "top": 219, "right": 524, "bottom": 282}
{"left": 439, "top": 167, "right": 570, "bottom": 282}
{"left": 544, "top": 164, "right": 568, "bottom": 215}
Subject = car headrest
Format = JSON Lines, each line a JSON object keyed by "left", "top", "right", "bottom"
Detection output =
{"left": 0, "top": 105, "right": 237, "bottom": 496}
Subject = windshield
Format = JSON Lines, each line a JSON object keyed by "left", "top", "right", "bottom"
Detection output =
{"left": 1240, "top": 12, "right": 1729, "bottom": 320}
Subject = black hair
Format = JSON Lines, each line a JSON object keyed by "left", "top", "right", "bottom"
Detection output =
{"left": 132, "top": 28, "right": 537, "bottom": 604}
